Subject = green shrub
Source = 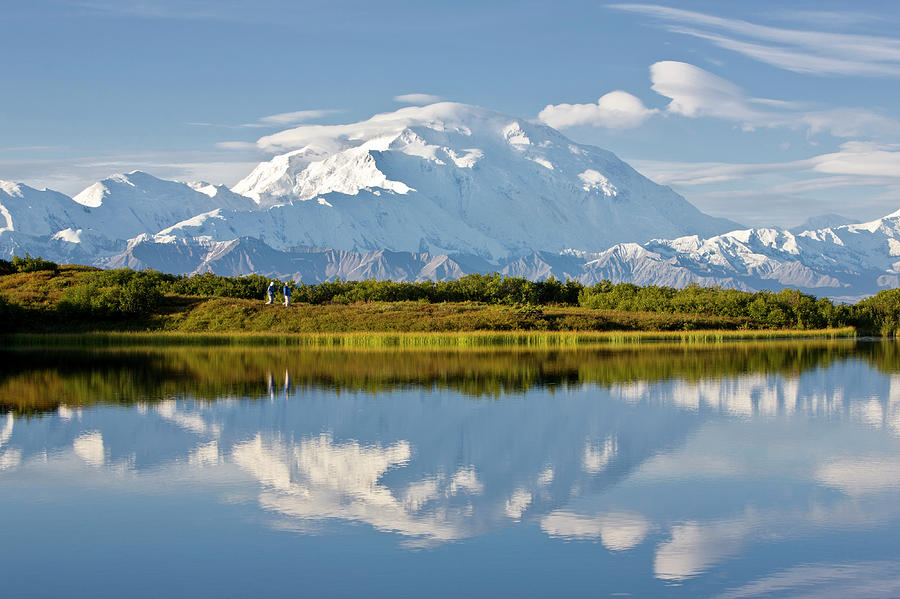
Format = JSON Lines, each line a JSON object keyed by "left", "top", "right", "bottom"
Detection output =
{"left": 119, "top": 276, "right": 163, "bottom": 314}
{"left": 578, "top": 280, "right": 850, "bottom": 330}
{"left": 852, "top": 289, "right": 900, "bottom": 336}
{"left": 57, "top": 270, "right": 162, "bottom": 319}
{"left": 12, "top": 253, "right": 58, "bottom": 273}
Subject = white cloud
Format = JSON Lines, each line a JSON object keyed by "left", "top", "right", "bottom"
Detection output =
{"left": 633, "top": 143, "right": 900, "bottom": 188}
{"left": 189, "top": 110, "right": 340, "bottom": 130}
{"left": 774, "top": 10, "right": 886, "bottom": 28}
{"left": 631, "top": 158, "right": 803, "bottom": 187}
{"left": 394, "top": 93, "right": 444, "bottom": 105}
{"left": 215, "top": 141, "right": 258, "bottom": 151}
{"left": 540, "top": 61, "right": 897, "bottom": 138}
{"left": 650, "top": 61, "right": 761, "bottom": 123}
{"left": 256, "top": 109, "right": 340, "bottom": 126}
{"left": 611, "top": 4, "right": 900, "bottom": 77}
{"left": 800, "top": 109, "right": 900, "bottom": 139}
{"left": 649, "top": 61, "right": 900, "bottom": 138}
{"left": 538, "top": 91, "right": 657, "bottom": 129}
{"left": 812, "top": 142, "right": 900, "bottom": 177}
{"left": 255, "top": 103, "right": 488, "bottom": 153}
{"left": 629, "top": 143, "right": 900, "bottom": 227}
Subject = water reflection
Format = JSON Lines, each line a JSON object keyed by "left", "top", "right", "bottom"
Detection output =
{"left": 2, "top": 341, "right": 900, "bottom": 596}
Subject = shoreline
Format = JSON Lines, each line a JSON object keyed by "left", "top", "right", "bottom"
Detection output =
{"left": 0, "top": 327, "right": 859, "bottom": 348}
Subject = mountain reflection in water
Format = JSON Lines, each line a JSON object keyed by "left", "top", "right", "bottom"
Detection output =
{"left": 2, "top": 340, "right": 900, "bottom": 597}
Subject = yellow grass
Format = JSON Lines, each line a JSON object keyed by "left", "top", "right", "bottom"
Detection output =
{"left": 3, "top": 327, "right": 857, "bottom": 349}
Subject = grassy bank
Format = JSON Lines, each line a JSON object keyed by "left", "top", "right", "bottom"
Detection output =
{"left": 0, "top": 261, "right": 889, "bottom": 338}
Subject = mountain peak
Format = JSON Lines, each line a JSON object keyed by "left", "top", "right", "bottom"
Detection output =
{"left": 221, "top": 104, "right": 742, "bottom": 259}
{"left": 233, "top": 103, "right": 547, "bottom": 205}
{"left": 253, "top": 102, "right": 541, "bottom": 156}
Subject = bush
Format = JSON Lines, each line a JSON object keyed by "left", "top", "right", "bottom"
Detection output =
{"left": 58, "top": 283, "right": 122, "bottom": 317}
{"left": 11, "top": 253, "right": 58, "bottom": 273}
{"left": 119, "top": 276, "right": 163, "bottom": 314}
{"left": 578, "top": 280, "right": 850, "bottom": 329}
{"left": 57, "top": 269, "right": 162, "bottom": 319}
{"left": 167, "top": 271, "right": 268, "bottom": 300}
{"left": 852, "top": 289, "right": 900, "bottom": 336}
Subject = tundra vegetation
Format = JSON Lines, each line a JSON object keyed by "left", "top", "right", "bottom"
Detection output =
{"left": 0, "top": 255, "right": 897, "bottom": 336}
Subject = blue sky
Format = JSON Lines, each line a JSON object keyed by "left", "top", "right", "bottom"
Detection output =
{"left": 2, "top": 0, "right": 900, "bottom": 227}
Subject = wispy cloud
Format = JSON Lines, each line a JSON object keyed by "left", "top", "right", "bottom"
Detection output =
{"left": 538, "top": 91, "right": 658, "bottom": 129}
{"left": 256, "top": 109, "right": 341, "bottom": 126}
{"left": 189, "top": 109, "right": 341, "bottom": 130}
{"left": 215, "top": 141, "right": 258, "bottom": 151}
{"left": 541, "top": 60, "right": 899, "bottom": 138}
{"left": 611, "top": 4, "right": 900, "bottom": 77}
{"left": 214, "top": 108, "right": 344, "bottom": 151}
{"left": 630, "top": 143, "right": 900, "bottom": 226}
{"left": 633, "top": 142, "right": 900, "bottom": 187}
{"left": 773, "top": 10, "right": 888, "bottom": 28}
{"left": 650, "top": 61, "right": 900, "bottom": 138}
{"left": 393, "top": 93, "right": 444, "bottom": 105}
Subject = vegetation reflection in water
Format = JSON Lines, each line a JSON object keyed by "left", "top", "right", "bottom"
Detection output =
{"left": 0, "top": 339, "right": 884, "bottom": 415}
{"left": 3, "top": 340, "right": 900, "bottom": 597}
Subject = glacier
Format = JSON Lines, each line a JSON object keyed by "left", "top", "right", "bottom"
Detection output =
{"left": 1, "top": 102, "right": 899, "bottom": 300}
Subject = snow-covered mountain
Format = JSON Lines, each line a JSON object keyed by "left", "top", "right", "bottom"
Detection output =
{"left": 1, "top": 171, "right": 255, "bottom": 242}
{"left": 0, "top": 181, "right": 90, "bottom": 237}
{"left": 789, "top": 213, "right": 859, "bottom": 234}
{"left": 92, "top": 209, "right": 900, "bottom": 299}
{"left": 71, "top": 171, "right": 255, "bottom": 240}
{"left": 212, "top": 103, "right": 737, "bottom": 259}
{"left": 2, "top": 102, "right": 899, "bottom": 299}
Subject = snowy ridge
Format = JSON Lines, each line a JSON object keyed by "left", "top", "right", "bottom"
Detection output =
{"left": 0, "top": 180, "right": 90, "bottom": 237}
{"left": 1, "top": 102, "right": 899, "bottom": 298}
{"left": 45, "top": 207, "right": 900, "bottom": 299}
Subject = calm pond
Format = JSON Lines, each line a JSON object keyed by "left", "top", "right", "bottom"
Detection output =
{"left": 2, "top": 340, "right": 900, "bottom": 597}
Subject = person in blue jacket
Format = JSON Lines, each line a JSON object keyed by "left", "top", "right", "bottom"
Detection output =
{"left": 266, "top": 281, "right": 275, "bottom": 305}
{"left": 283, "top": 281, "right": 293, "bottom": 307}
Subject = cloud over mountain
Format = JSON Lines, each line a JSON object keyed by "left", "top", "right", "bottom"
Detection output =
{"left": 538, "top": 91, "right": 658, "bottom": 130}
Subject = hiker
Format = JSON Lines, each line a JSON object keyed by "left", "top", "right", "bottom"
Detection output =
{"left": 283, "top": 281, "right": 292, "bottom": 307}
{"left": 266, "top": 281, "right": 275, "bottom": 304}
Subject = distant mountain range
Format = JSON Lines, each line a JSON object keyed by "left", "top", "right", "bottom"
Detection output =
{"left": 1, "top": 102, "right": 898, "bottom": 300}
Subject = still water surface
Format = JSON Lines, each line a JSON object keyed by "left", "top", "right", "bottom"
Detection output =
{"left": 2, "top": 341, "right": 900, "bottom": 597}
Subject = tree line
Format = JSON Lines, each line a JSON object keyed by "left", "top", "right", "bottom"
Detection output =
{"left": 2, "top": 256, "right": 900, "bottom": 334}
